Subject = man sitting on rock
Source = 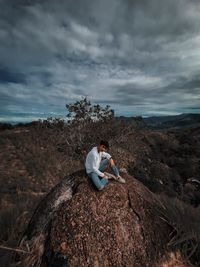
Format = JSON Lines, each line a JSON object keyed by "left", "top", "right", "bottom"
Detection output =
{"left": 85, "top": 140, "right": 126, "bottom": 190}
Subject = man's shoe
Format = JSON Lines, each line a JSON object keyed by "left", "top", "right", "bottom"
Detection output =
{"left": 104, "top": 172, "right": 126, "bottom": 183}
{"left": 104, "top": 172, "right": 116, "bottom": 180}
{"left": 115, "top": 175, "right": 126, "bottom": 184}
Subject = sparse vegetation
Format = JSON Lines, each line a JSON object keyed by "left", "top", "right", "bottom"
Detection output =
{"left": 66, "top": 97, "right": 114, "bottom": 124}
{"left": 0, "top": 100, "right": 200, "bottom": 266}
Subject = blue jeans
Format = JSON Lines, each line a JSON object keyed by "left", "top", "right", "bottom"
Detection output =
{"left": 88, "top": 159, "right": 119, "bottom": 190}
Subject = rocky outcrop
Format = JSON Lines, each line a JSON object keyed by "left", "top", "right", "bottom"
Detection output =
{"left": 49, "top": 173, "right": 169, "bottom": 267}
{"left": 18, "top": 170, "right": 196, "bottom": 267}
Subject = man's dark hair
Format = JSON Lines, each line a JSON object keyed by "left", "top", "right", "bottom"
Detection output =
{"left": 100, "top": 140, "right": 109, "bottom": 149}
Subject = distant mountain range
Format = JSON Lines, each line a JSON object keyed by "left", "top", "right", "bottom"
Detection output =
{"left": 144, "top": 113, "right": 200, "bottom": 128}
{"left": 1, "top": 113, "right": 200, "bottom": 131}
{"left": 117, "top": 113, "right": 200, "bottom": 129}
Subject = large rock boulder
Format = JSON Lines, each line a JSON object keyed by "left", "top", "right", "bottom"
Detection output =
{"left": 18, "top": 170, "right": 195, "bottom": 267}
{"left": 50, "top": 173, "right": 170, "bottom": 267}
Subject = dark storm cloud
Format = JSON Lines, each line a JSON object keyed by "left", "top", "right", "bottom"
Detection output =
{"left": 112, "top": 74, "right": 200, "bottom": 109}
{"left": 1, "top": 0, "right": 199, "bottom": 68}
{"left": 0, "top": 69, "right": 26, "bottom": 84}
{"left": 0, "top": 0, "right": 200, "bottom": 120}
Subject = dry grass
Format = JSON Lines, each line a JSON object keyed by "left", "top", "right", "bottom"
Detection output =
{"left": 156, "top": 195, "right": 200, "bottom": 266}
{"left": 0, "top": 118, "right": 199, "bottom": 266}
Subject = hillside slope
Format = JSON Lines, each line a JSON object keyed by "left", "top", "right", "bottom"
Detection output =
{"left": 0, "top": 119, "right": 199, "bottom": 266}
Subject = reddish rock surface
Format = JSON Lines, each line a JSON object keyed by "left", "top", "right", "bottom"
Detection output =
{"left": 49, "top": 172, "right": 190, "bottom": 267}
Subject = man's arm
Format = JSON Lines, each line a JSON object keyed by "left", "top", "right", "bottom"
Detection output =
{"left": 90, "top": 155, "right": 105, "bottom": 178}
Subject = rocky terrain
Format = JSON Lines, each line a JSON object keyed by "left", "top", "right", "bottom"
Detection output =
{"left": 18, "top": 170, "right": 199, "bottom": 267}
{"left": 0, "top": 117, "right": 200, "bottom": 266}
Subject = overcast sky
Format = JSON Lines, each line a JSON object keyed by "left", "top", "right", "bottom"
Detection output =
{"left": 0, "top": 0, "right": 200, "bottom": 122}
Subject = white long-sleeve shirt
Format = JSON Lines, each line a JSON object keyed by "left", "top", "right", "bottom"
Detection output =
{"left": 85, "top": 146, "right": 112, "bottom": 177}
